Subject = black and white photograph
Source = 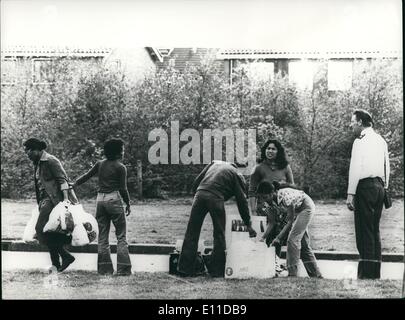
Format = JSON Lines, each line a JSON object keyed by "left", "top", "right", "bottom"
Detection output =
{"left": 1, "top": 0, "right": 403, "bottom": 306}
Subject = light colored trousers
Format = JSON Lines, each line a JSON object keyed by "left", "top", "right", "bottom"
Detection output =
{"left": 96, "top": 191, "right": 132, "bottom": 275}
{"left": 286, "top": 195, "right": 322, "bottom": 277}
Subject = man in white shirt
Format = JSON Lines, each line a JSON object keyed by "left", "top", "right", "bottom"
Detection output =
{"left": 346, "top": 109, "right": 390, "bottom": 279}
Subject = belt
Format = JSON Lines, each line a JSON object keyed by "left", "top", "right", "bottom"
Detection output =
{"left": 358, "top": 177, "right": 384, "bottom": 187}
{"left": 97, "top": 191, "right": 121, "bottom": 201}
{"left": 98, "top": 191, "right": 120, "bottom": 195}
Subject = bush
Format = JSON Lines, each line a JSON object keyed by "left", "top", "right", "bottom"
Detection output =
{"left": 1, "top": 56, "right": 402, "bottom": 199}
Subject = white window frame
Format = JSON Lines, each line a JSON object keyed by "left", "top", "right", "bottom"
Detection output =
{"left": 1, "top": 58, "right": 17, "bottom": 85}
{"left": 327, "top": 60, "right": 353, "bottom": 91}
{"left": 32, "top": 58, "right": 56, "bottom": 84}
{"left": 168, "top": 58, "right": 176, "bottom": 67}
{"left": 288, "top": 60, "right": 315, "bottom": 90}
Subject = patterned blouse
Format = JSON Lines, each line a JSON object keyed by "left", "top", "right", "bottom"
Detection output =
{"left": 277, "top": 188, "right": 306, "bottom": 208}
{"left": 258, "top": 201, "right": 289, "bottom": 231}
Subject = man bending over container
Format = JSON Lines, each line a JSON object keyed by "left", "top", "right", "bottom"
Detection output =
{"left": 177, "top": 160, "right": 257, "bottom": 277}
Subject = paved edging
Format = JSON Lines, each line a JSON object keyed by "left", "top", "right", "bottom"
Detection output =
{"left": 1, "top": 240, "right": 175, "bottom": 255}
{"left": 1, "top": 240, "right": 404, "bottom": 263}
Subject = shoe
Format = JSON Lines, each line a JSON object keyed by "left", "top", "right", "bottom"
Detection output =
{"left": 58, "top": 255, "right": 75, "bottom": 272}
{"left": 276, "top": 270, "right": 289, "bottom": 278}
{"left": 115, "top": 272, "right": 132, "bottom": 276}
{"left": 208, "top": 272, "right": 224, "bottom": 278}
{"left": 176, "top": 272, "right": 195, "bottom": 278}
{"left": 176, "top": 266, "right": 207, "bottom": 277}
{"left": 176, "top": 271, "right": 204, "bottom": 278}
{"left": 48, "top": 265, "right": 59, "bottom": 274}
{"left": 275, "top": 259, "right": 287, "bottom": 273}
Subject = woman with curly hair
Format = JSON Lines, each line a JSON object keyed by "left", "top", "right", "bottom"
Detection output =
{"left": 249, "top": 139, "right": 295, "bottom": 216}
{"left": 73, "top": 138, "right": 132, "bottom": 276}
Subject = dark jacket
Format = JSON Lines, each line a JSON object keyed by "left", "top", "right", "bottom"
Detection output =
{"left": 35, "top": 151, "right": 70, "bottom": 205}
{"left": 192, "top": 160, "right": 251, "bottom": 226}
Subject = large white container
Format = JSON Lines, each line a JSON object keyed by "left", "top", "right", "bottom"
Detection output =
{"left": 225, "top": 239, "right": 276, "bottom": 279}
{"left": 224, "top": 214, "right": 275, "bottom": 279}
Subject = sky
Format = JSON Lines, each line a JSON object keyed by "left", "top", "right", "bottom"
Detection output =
{"left": 0, "top": 0, "right": 402, "bottom": 51}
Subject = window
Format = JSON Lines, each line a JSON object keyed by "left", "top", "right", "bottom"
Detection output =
{"left": 32, "top": 59, "right": 55, "bottom": 84}
{"left": 288, "top": 60, "right": 315, "bottom": 90}
{"left": 328, "top": 60, "right": 352, "bottom": 91}
{"left": 245, "top": 62, "right": 274, "bottom": 83}
{"left": 1, "top": 59, "right": 17, "bottom": 85}
{"left": 108, "top": 59, "right": 121, "bottom": 71}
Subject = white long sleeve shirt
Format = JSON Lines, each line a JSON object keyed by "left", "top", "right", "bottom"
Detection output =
{"left": 347, "top": 127, "right": 390, "bottom": 195}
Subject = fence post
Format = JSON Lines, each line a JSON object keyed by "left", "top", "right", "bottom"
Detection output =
{"left": 137, "top": 160, "right": 143, "bottom": 200}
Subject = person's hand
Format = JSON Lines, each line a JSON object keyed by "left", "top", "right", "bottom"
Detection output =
{"left": 346, "top": 194, "right": 355, "bottom": 211}
{"left": 247, "top": 225, "right": 257, "bottom": 238}
{"left": 259, "top": 237, "right": 265, "bottom": 242}
{"left": 125, "top": 205, "right": 131, "bottom": 216}
{"left": 271, "top": 238, "right": 280, "bottom": 247}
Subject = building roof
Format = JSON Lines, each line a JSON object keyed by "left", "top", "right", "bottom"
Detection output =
{"left": 1, "top": 46, "right": 112, "bottom": 57}
{"left": 217, "top": 48, "right": 402, "bottom": 59}
{"left": 146, "top": 47, "right": 175, "bottom": 63}
{"left": 152, "top": 48, "right": 221, "bottom": 71}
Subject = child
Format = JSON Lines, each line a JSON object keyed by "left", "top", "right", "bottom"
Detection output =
{"left": 256, "top": 181, "right": 322, "bottom": 278}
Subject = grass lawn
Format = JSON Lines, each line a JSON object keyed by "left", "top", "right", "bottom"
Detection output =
{"left": 1, "top": 270, "right": 403, "bottom": 299}
{"left": 1, "top": 198, "right": 404, "bottom": 253}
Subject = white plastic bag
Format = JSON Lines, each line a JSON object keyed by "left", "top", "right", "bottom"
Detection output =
{"left": 71, "top": 223, "right": 90, "bottom": 246}
{"left": 23, "top": 207, "right": 40, "bottom": 243}
{"left": 225, "top": 239, "right": 276, "bottom": 279}
{"left": 43, "top": 201, "right": 70, "bottom": 232}
{"left": 69, "top": 204, "right": 98, "bottom": 245}
{"left": 69, "top": 204, "right": 86, "bottom": 225}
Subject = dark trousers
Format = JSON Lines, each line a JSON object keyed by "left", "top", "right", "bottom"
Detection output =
{"left": 178, "top": 190, "right": 226, "bottom": 276}
{"left": 354, "top": 177, "right": 384, "bottom": 279}
{"left": 35, "top": 197, "right": 73, "bottom": 268}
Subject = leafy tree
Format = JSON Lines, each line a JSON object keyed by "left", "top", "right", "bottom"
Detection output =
{"left": 1, "top": 55, "right": 402, "bottom": 199}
